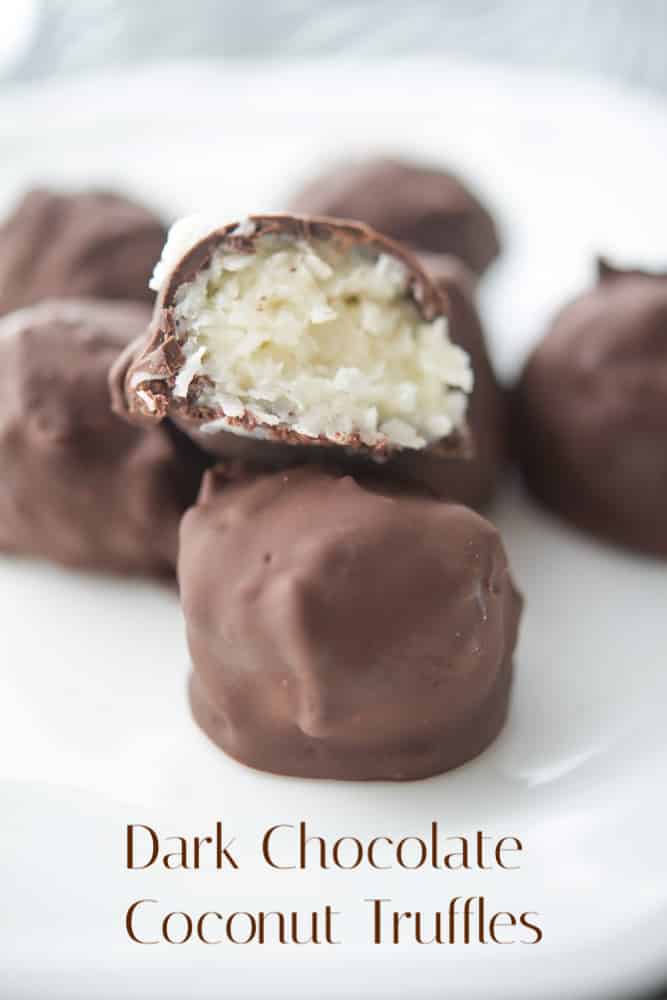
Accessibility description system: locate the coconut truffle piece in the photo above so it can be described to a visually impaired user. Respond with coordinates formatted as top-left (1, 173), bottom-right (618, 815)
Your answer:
top-left (112, 213), bottom-right (477, 490)
top-left (0, 299), bottom-right (208, 575)
top-left (514, 260), bottom-right (667, 558)
top-left (386, 251), bottom-right (507, 508)
top-left (0, 188), bottom-right (167, 316)
top-left (287, 158), bottom-right (500, 275)
top-left (181, 464), bottom-right (522, 781)
top-left (418, 251), bottom-right (479, 298)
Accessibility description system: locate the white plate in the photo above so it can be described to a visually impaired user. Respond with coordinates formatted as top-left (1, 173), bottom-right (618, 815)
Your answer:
top-left (0, 59), bottom-right (666, 1000)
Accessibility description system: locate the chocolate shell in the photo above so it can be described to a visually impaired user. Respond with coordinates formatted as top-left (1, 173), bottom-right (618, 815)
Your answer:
top-left (0, 188), bottom-right (167, 316)
top-left (111, 213), bottom-right (488, 503)
top-left (394, 251), bottom-right (508, 508)
top-left (0, 299), bottom-right (208, 575)
top-left (287, 157), bottom-right (500, 275)
top-left (514, 260), bottom-right (667, 558)
top-left (181, 464), bottom-right (522, 781)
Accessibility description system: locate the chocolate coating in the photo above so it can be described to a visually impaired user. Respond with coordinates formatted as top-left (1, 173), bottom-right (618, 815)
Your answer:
top-left (0, 299), bottom-right (208, 574)
top-left (388, 251), bottom-right (507, 508)
top-left (181, 465), bottom-right (522, 781)
top-left (111, 213), bottom-right (495, 504)
top-left (514, 260), bottom-right (667, 558)
top-left (0, 188), bottom-right (167, 316)
top-left (288, 158), bottom-right (500, 275)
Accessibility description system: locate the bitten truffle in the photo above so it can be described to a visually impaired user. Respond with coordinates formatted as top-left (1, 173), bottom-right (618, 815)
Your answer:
top-left (0, 299), bottom-right (207, 575)
top-left (181, 465), bottom-right (522, 781)
top-left (287, 158), bottom-right (500, 275)
top-left (0, 188), bottom-right (167, 316)
top-left (112, 212), bottom-right (484, 501)
top-left (389, 251), bottom-right (508, 508)
top-left (514, 260), bottom-right (667, 558)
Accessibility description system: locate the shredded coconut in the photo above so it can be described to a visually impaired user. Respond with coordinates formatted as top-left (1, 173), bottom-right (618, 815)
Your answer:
top-left (169, 232), bottom-right (472, 450)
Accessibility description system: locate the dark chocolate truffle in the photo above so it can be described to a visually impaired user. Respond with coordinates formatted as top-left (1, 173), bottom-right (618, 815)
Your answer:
top-left (181, 465), bottom-right (522, 781)
top-left (112, 213), bottom-right (484, 502)
top-left (0, 299), bottom-right (207, 575)
top-left (0, 188), bottom-right (167, 316)
top-left (388, 251), bottom-right (507, 508)
top-left (287, 158), bottom-right (500, 275)
top-left (514, 260), bottom-right (667, 558)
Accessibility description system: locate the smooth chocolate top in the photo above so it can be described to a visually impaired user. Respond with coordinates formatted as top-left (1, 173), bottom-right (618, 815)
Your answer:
top-left (181, 464), bottom-right (522, 780)
top-left (514, 261), bottom-right (667, 557)
top-left (0, 298), bottom-right (208, 574)
top-left (0, 188), bottom-right (167, 316)
top-left (287, 157), bottom-right (500, 275)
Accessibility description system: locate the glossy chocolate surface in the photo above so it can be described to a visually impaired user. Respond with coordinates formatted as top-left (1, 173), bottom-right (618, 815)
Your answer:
top-left (0, 188), bottom-right (167, 316)
top-left (514, 260), bottom-right (667, 558)
top-left (181, 465), bottom-right (522, 780)
top-left (0, 298), bottom-right (207, 574)
top-left (288, 158), bottom-right (500, 275)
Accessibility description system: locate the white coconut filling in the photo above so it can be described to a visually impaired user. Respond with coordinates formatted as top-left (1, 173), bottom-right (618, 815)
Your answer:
top-left (170, 234), bottom-right (472, 450)
top-left (149, 215), bottom-right (257, 294)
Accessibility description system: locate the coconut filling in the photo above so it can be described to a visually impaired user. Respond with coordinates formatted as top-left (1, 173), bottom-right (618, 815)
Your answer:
top-left (170, 235), bottom-right (473, 450)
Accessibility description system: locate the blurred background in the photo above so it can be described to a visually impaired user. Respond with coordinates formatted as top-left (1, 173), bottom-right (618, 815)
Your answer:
top-left (1, 0), bottom-right (667, 93)
top-left (2, 0), bottom-right (667, 385)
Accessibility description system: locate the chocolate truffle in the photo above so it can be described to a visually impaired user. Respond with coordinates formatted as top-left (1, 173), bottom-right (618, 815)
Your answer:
top-left (287, 158), bottom-right (500, 275)
top-left (0, 188), bottom-right (167, 316)
top-left (388, 251), bottom-right (507, 508)
top-left (181, 465), bottom-right (522, 781)
top-left (514, 260), bottom-right (667, 558)
top-left (112, 213), bottom-right (484, 502)
top-left (0, 299), bottom-right (207, 574)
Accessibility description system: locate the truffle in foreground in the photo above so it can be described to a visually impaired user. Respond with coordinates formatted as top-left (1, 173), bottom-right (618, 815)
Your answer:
top-left (0, 299), bottom-right (207, 574)
top-left (288, 157), bottom-right (500, 275)
top-left (0, 188), bottom-right (167, 316)
top-left (181, 465), bottom-right (522, 781)
top-left (514, 260), bottom-right (667, 558)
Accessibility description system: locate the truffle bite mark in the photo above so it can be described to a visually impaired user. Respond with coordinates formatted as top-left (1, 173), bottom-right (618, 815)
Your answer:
top-left (130, 215), bottom-right (473, 457)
